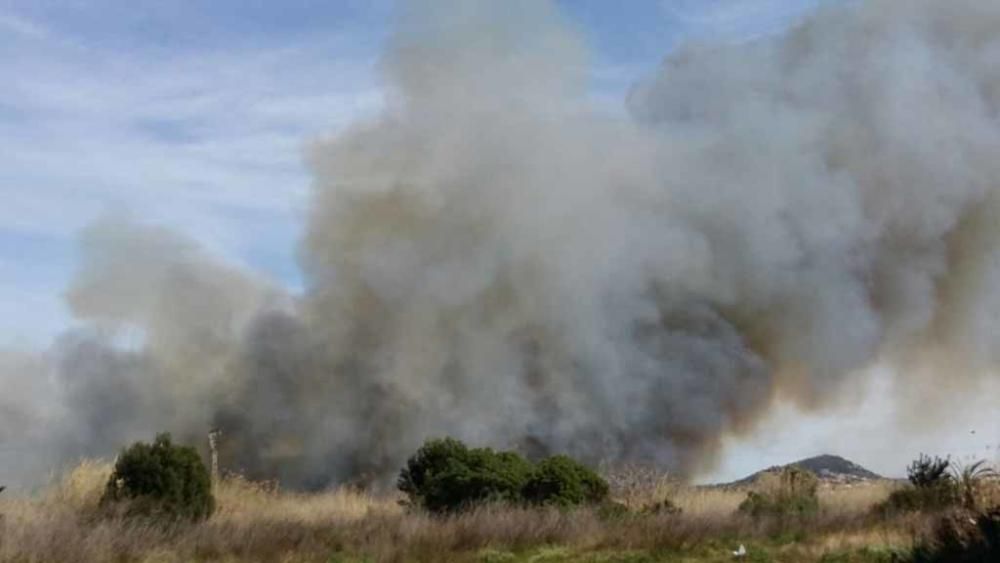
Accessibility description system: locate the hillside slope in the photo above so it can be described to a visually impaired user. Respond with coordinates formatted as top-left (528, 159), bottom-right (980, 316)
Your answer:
top-left (731, 454), bottom-right (882, 486)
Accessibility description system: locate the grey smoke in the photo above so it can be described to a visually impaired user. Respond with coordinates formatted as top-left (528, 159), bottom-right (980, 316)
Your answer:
top-left (4, 0), bottom-right (1000, 490)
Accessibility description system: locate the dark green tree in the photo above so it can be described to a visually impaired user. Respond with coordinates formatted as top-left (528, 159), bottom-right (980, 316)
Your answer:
top-left (521, 454), bottom-right (609, 507)
top-left (398, 438), bottom-right (533, 513)
top-left (101, 433), bottom-right (214, 521)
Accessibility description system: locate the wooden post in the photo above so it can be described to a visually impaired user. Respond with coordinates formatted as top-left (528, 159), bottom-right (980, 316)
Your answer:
top-left (208, 428), bottom-right (221, 482)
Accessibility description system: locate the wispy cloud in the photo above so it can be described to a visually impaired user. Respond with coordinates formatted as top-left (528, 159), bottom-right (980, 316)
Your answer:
top-left (0, 11), bottom-right (384, 344)
top-left (2, 42), bottom-right (382, 223)
top-left (0, 10), bottom-right (49, 39)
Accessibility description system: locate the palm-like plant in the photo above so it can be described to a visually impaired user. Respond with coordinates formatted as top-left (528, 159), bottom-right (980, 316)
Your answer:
top-left (907, 454), bottom-right (952, 488)
top-left (951, 460), bottom-right (998, 510)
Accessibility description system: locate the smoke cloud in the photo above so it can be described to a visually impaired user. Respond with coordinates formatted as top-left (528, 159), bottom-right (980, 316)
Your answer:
top-left (4, 0), bottom-right (1000, 490)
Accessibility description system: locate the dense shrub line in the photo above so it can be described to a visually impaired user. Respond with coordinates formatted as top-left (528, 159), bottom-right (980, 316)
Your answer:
top-left (875, 454), bottom-right (998, 515)
top-left (398, 438), bottom-right (609, 513)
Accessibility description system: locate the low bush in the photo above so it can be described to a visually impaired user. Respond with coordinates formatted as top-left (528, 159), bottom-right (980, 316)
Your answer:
top-left (738, 465), bottom-right (819, 518)
top-left (522, 454), bottom-right (609, 507)
top-left (878, 485), bottom-right (958, 515)
top-left (101, 433), bottom-right (215, 521)
top-left (398, 437), bottom-right (472, 504)
top-left (398, 439), bottom-right (609, 513)
top-left (877, 454), bottom-right (961, 515)
top-left (398, 438), bottom-right (533, 513)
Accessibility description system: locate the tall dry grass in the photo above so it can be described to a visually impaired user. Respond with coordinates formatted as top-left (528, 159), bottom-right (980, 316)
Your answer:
top-left (44, 459), bottom-right (112, 509)
top-left (213, 472), bottom-right (401, 525)
top-left (0, 459), bottom-right (967, 562)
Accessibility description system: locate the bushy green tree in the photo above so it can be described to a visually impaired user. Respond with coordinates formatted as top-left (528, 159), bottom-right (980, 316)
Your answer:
top-left (398, 439), bottom-right (608, 513)
top-left (101, 433), bottom-right (214, 521)
top-left (521, 454), bottom-right (609, 507)
top-left (397, 437), bottom-right (470, 502)
top-left (398, 438), bottom-right (533, 513)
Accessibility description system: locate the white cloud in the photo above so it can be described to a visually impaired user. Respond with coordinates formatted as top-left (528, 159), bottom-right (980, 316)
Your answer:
top-left (1, 29), bottom-right (383, 237)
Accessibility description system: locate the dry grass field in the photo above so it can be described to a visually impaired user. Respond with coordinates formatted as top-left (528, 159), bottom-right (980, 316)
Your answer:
top-left (3, 459), bottom-right (989, 563)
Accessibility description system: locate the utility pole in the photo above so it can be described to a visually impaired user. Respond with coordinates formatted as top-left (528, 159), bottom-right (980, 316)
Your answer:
top-left (208, 428), bottom-right (222, 482)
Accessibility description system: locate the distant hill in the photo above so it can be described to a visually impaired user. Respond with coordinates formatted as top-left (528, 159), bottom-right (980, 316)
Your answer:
top-left (729, 454), bottom-right (883, 486)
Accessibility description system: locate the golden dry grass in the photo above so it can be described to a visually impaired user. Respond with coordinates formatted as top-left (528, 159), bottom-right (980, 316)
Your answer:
top-left (818, 480), bottom-right (899, 514)
top-left (213, 473), bottom-right (402, 525)
top-left (44, 458), bottom-right (113, 510)
top-left (0, 460), bottom-right (987, 562)
top-left (972, 474), bottom-right (1000, 508)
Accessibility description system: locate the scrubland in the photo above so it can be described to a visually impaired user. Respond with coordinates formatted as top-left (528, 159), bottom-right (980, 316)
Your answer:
top-left (5, 458), bottom-right (996, 563)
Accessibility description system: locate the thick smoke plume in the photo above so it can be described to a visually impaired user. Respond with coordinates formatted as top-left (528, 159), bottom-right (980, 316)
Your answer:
top-left (4, 0), bottom-right (1000, 490)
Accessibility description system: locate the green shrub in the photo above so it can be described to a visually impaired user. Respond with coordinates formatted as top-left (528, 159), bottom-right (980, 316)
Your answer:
top-left (398, 437), bottom-right (470, 503)
top-left (101, 433), bottom-right (214, 521)
top-left (521, 455), bottom-right (609, 507)
top-left (877, 454), bottom-right (961, 515)
top-left (398, 439), bottom-right (609, 513)
top-left (879, 484), bottom-right (958, 515)
top-left (398, 438), bottom-right (533, 513)
top-left (738, 465), bottom-right (819, 518)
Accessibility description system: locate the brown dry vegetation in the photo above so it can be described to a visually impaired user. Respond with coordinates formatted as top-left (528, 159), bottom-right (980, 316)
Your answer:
top-left (0, 460), bottom-right (996, 562)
